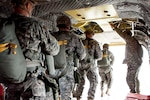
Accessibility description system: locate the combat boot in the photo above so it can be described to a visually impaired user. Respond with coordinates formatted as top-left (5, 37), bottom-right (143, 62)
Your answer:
top-left (77, 97), bottom-right (80, 100)
top-left (136, 87), bottom-right (140, 93)
top-left (58, 95), bottom-right (61, 100)
top-left (87, 97), bottom-right (93, 100)
top-left (106, 88), bottom-right (110, 96)
top-left (101, 89), bottom-right (104, 97)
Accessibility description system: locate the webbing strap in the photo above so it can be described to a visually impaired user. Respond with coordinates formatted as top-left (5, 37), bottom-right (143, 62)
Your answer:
top-left (103, 54), bottom-right (108, 57)
top-left (58, 40), bottom-right (67, 45)
top-left (0, 43), bottom-right (17, 54)
top-left (84, 45), bottom-right (91, 49)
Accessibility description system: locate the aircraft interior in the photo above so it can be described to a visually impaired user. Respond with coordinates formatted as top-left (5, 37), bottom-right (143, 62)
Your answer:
top-left (0, 0), bottom-right (149, 46)
top-left (0, 0), bottom-right (150, 100)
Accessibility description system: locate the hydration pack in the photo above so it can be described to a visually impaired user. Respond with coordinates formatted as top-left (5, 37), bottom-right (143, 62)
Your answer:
top-left (0, 18), bottom-right (26, 83)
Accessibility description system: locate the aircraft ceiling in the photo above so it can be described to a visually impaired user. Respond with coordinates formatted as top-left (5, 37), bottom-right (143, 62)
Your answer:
top-left (0, 0), bottom-right (150, 25)
top-left (0, 0), bottom-right (150, 45)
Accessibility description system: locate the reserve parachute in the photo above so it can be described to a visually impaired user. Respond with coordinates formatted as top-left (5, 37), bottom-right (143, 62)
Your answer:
top-left (97, 50), bottom-right (110, 66)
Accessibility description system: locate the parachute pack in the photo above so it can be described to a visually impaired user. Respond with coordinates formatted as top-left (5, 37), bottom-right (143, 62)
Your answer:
top-left (0, 18), bottom-right (26, 83)
top-left (46, 32), bottom-right (68, 79)
top-left (97, 50), bottom-right (110, 66)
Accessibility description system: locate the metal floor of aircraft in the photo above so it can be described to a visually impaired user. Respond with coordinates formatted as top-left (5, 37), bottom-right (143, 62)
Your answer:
top-left (73, 45), bottom-right (150, 100)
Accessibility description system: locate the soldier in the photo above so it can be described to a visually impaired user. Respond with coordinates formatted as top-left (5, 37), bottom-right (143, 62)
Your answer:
top-left (97, 43), bottom-right (115, 97)
top-left (51, 15), bottom-right (86, 100)
top-left (111, 21), bottom-right (143, 93)
top-left (73, 29), bottom-right (102, 100)
top-left (4, 0), bottom-right (60, 100)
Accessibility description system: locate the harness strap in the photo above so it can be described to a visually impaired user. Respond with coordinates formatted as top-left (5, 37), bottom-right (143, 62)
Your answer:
top-left (0, 43), bottom-right (17, 54)
top-left (103, 54), bottom-right (108, 57)
top-left (58, 40), bottom-right (67, 45)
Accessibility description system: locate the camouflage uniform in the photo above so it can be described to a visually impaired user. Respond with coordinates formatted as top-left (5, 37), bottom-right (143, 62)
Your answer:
top-left (113, 24), bottom-right (143, 93)
top-left (124, 36), bottom-right (143, 93)
top-left (75, 37), bottom-right (102, 100)
top-left (51, 30), bottom-right (86, 100)
top-left (4, 13), bottom-right (59, 100)
top-left (97, 44), bottom-right (114, 97)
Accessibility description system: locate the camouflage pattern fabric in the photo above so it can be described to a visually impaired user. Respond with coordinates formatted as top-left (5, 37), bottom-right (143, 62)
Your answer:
top-left (126, 63), bottom-right (141, 93)
top-left (112, 22), bottom-right (143, 93)
top-left (74, 38), bottom-right (102, 99)
top-left (52, 31), bottom-right (86, 100)
top-left (99, 69), bottom-right (113, 90)
top-left (75, 67), bottom-right (98, 99)
top-left (98, 50), bottom-right (114, 91)
top-left (12, 14), bottom-right (59, 58)
top-left (4, 13), bottom-right (60, 100)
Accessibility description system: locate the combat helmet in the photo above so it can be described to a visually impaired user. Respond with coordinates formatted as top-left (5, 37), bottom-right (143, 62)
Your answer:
top-left (56, 15), bottom-right (71, 28)
top-left (84, 28), bottom-right (94, 34)
top-left (103, 43), bottom-right (109, 49)
top-left (11, 0), bottom-right (37, 5)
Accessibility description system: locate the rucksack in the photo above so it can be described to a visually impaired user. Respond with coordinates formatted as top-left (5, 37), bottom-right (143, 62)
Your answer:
top-left (0, 18), bottom-right (27, 83)
top-left (97, 50), bottom-right (110, 66)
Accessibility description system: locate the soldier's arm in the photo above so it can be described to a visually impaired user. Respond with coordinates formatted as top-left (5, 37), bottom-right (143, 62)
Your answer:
top-left (94, 41), bottom-right (102, 60)
top-left (39, 24), bottom-right (60, 56)
top-left (45, 32), bottom-right (60, 55)
top-left (109, 51), bottom-right (115, 65)
top-left (110, 22), bottom-right (132, 41)
top-left (75, 38), bottom-right (86, 60)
